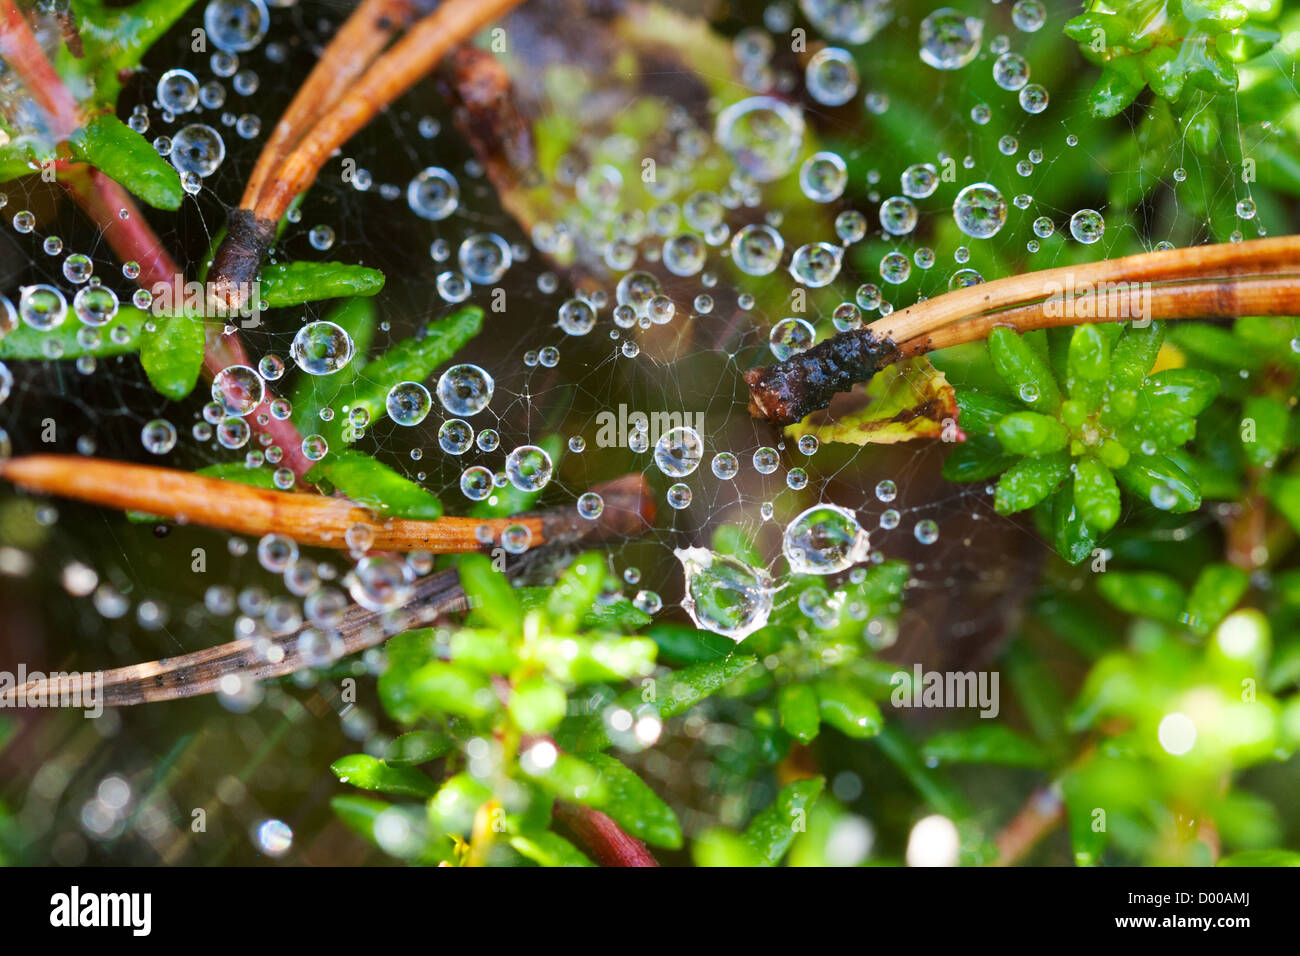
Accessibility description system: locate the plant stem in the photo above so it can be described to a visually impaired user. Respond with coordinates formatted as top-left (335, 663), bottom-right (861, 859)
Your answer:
top-left (208, 0), bottom-right (527, 312)
top-left (240, 0), bottom-right (418, 209)
top-left (895, 274), bottom-right (1300, 357)
top-left (552, 802), bottom-right (659, 867)
top-left (994, 785), bottom-right (1065, 866)
top-left (0, 0), bottom-right (81, 140)
top-left (0, 454), bottom-right (655, 551)
top-left (747, 236), bottom-right (1300, 425)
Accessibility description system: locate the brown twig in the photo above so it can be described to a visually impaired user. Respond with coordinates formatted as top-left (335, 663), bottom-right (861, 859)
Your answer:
top-left (553, 802), bottom-right (659, 867)
top-left (746, 236), bottom-right (1300, 426)
top-left (208, 0), bottom-right (528, 313)
top-left (240, 0), bottom-right (419, 210)
top-left (0, 455), bottom-right (654, 552)
top-left (895, 275), bottom-right (1300, 357)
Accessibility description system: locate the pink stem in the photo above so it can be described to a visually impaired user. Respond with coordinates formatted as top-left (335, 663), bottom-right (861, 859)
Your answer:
top-left (0, 0), bottom-right (81, 140)
top-left (553, 803), bottom-right (660, 867)
top-left (58, 165), bottom-right (315, 480)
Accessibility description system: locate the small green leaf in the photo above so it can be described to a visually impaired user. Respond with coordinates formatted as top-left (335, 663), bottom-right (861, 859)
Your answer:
top-left (586, 753), bottom-right (683, 849)
top-left (337, 306), bottom-right (483, 441)
top-left (530, 754), bottom-right (607, 805)
top-left (66, 113), bottom-right (183, 210)
top-left (920, 725), bottom-right (1048, 768)
top-left (460, 553), bottom-right (523, 632)
top-left (259, 261), bottom-right (385, 308)
top-left (988, 327), bottom-right (1061, 412)
top-left (330, 794), bottom-right (390, 844)
top-left (409, 661), bottom-right (497, 720)
top-left (742, 778), bottom-right (824, 866)
top-left (1139, 368), bottom-right (1221, 419)
top-left (140, 312), bottom-right (205, 400)
top-left (1184, 563), bottom-right (1249, 634)
top-left (1266, 474), bottom-right (1300, 535)
top-left (306, 449), bottom-right (442, 519)
top-left (508, 677), bottom-right (568, 734)
top-left (1096, 571), bottom-right (1187, 624)
top-left (994, 411), bottom-right (1069, 457)
top-left (510, 831), bottom-right (595, 867)
top-left (995, 451), bottom-right (1070, 514)
top-left (330, 754), bottom-right (437, 798)
top-left (1050, 482), bottom-right (1099, 565)
top-left (1116, 453), bottom-right (1201, 513)
top-left (777, 683), bottom-right (821, 744)
top-left (814, 681), bottom-right (882, 738)
top-left (384, 730), bottom-right (454, 766)
top-left (546, 552), bottom-right (607, 632)
top-left (0, 306), bottom-right (148, 359)
top-left (1073, 456), bottom-right (1121, 533)
top-left (693, 827), bottom-right (763, 867)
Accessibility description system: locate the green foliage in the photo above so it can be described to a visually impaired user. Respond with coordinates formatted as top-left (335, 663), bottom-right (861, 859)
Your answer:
top-left (258, 261), bottom-right (386, 308)
top-left (947, 321), bottom-right (1224, 562)
top-left (139, 312), bottom-right (205, 400)
top-left (66, 113), bottom-right (184, 210)
top-left (306, 449), bottom-right (443, 520)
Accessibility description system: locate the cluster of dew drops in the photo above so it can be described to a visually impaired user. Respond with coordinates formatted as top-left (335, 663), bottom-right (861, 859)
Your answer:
top-left (0, 0), bottom-right (1276, 729)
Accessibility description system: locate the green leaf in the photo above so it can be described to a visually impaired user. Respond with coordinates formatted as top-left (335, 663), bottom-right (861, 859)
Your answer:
top-left (529, 754), bottom-right (607, 805)
top-left (519, 587), bottom-right (650, 632)
top-left (742, 778), bottom-right (824, 866)
top-left (510, 831), bottom-right (595, 867)
top-left (409, 661), bottom-right (497, 721)
top-left (1073, 456), bottom-right (1121, 533)
top-left (384, 730), bottom-right (454, 766)
top-left (586, 753), bottom-right (683, 849)
top-left (1110, 321), bottom-right (1165, 390)
top-left (508, 677), bottom-right (567, 734)
top-left (546, 552), bottom-right (607, 632)
top-left (1050, 482), bottom-right (1098, 565)
top-left (0, 306), bottom-right (148, 359)
top-left (693, 827), bottom-right (763, 867)
top-left (1265, 474), bottom-right (1300, 535)
top-left (59, 0), bottom-right (203, 109)
top-left (1240, 395), bottom-right (1289, 468)
top-left (1095, 571), bottom-right (1187, 624)
top-left (330, 754), bottom-right (437, 798)
top-left (139, 312), bottom-right (205, 400)
top-left (573, 655), bottom-right (758, 751)
top-left (994, 451), bottom-right (1070, 514)
top-left (994, 411), bottom-right (1069, 457)
top-left (1139, 368), bottom-right (1221, 419)
top-left (1184, 563), bottom-right (1249, 634)
top-left (306, 449), bottom-right (442, 519)
top-left (814, 681), bottom-right (882, 738)
top-left (259, 261), bottom-right (385, 308)
top-left (330, 794), bottom-right (390, 844)
top-left (459, 553), bottom-right (523, 632)
top-left (1116, 453), bottom-right (1202, 513)
top-left (920, 725), bottom-right (1048, 768)
top-left (988, 327), bottom-right (1061, 412)
top-left (1089, 57), bottom-right (1147, 117)
top-left (336, 306), bottom-right (483, 442)
top-left (644, 623), bottom-right (732, 664)
top-left (777, 683), bottom-right (821, 744)
top-left (66, 113), bottom-right (183, 210)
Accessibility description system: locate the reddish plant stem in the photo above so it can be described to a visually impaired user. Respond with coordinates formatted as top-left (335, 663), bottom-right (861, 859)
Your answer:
top-left (553, 802), bottom-right (659, 867)
top-left (57, 171), bottom-right (314, 479)
top-left (0, 0), bottom-right (81, 140)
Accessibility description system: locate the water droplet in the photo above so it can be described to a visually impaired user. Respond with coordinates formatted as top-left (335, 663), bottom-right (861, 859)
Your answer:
top-left (436, 364), bottom-right (494, 416)
top-left (783, 503), bottom-right (871, 574)
top-left (675, 547), bottom-right (774, 641)
top-left (914, 519), bottom-right (940, 544)
top-left (438, 419), bottom-right (474, 455)
top-left (992, 52), bottom-right (1029, 91)
top-left (170, 124), bottom-right (226, 177)
top-left (407, 167), bottom-right (460, 220)
top-left (799, 151), bottom-right (848, 202)
top-left (805, 47), bottom-right (859, 106)
top-left (712, 452), bottom-right (739, 479)
top-left (753, 446), bottom-right (780, 474)
top-left (769, 316), bottom-right (815, 360)
top-left (386, 381), bottom-right (432, 425)
top-left (953, 183), bottom-right (1007, 239)
top-left (901, 163), bottom-right (939, 199)
top-left (505, 444), bottom-right (553, 491)
top-left (654, 426), bottom-right (704, 477)
top-left (205, 0), bottom-right (269, 53)
top-left (919, 8), bottom-right (983, 70)
top-left (157, 68), bottom-right (200, 113)
top-left (212, 364), bottom-right (265, 415)
top-left (458, 232), bottom-right (512, 284)
top-left (290, 321), bottom-right (354, 375)
top-left (715, 96), bottom-right (805, 182)
top-left (1069, 208), bottom-right (1105, 244)
top-left (730, 223), bottom-right (785, 276)
top-left (789, 242), bottom-right (843, 287)
top-left (141, 419), bottom-right (177, 454)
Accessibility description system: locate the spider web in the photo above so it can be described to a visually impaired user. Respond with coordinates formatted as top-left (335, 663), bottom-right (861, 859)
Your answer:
top-left (0, 0), bottom-right (1281, 862)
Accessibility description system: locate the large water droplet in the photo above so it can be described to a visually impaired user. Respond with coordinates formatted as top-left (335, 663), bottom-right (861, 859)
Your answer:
top-left (675, 547), bottom-right (774, 642)
top-left (783, 503), bottom-right (871, 574)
